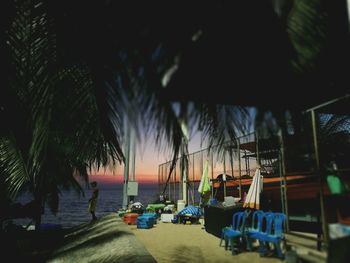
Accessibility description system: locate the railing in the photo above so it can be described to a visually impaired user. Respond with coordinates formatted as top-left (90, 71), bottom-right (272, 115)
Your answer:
top-left (158, 132), bottom-right (282, 205)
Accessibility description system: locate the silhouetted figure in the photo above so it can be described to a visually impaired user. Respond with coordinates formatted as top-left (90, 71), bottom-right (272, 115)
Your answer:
top-left (88, 181), bottom-right (99, 221)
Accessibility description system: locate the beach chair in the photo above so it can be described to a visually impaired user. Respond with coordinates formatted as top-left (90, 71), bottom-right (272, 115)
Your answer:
top-left (219, 211), bottom-right (247, 255)
top-left (257, 212), bottom-right (286, 258)
top-left (244, 209), bottom-right (265, 251)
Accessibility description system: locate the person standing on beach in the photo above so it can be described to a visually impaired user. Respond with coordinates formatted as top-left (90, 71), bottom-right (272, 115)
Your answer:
top-left (88, 181), bottom-right (99, 221)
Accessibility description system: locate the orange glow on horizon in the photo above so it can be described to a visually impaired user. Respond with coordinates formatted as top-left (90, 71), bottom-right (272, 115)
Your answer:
top-left (88, 173), bottom-right (157, 184)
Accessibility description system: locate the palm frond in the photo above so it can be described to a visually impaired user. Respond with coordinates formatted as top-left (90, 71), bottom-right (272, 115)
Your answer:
top-left (0, 135), bottom-right (30, 198)
top-left (196, 104), bottom-right (250, 153)
top-left (56, 65), bottom-right (124, 167)
top-left (287, 0), bottom-right (328, 74)
top-left (7, 0), bottom-right (56, 184)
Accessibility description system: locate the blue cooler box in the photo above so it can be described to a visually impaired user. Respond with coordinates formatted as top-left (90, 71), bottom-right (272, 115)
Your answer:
top-left (142, 213), bottom-right (158, 224)
top-left (137, 215), bottom-right (154, 229)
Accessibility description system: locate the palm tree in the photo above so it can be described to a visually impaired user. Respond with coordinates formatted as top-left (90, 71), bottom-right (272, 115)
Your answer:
top-left (1, 0), bottom-right (349, 228)
top-left (1, 0), bottom-right (124, 229)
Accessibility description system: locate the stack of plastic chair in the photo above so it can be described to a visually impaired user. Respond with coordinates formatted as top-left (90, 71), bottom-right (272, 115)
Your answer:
top-left (246, 212), bottom-right (275, 255)
top-left (219, 211), bottom-right (247, 255)
top-left (244, 210), bottom-right (265, 251)
top-left (257, 212), bottom-right (286, 258)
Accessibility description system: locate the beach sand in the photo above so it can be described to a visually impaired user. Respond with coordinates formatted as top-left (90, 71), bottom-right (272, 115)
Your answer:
top-left (129, 220), bottom-right (282, 263)
top-left (48, 213), bottom-right (156, 263)
top-left (11, 213), bottom-right (283, 262)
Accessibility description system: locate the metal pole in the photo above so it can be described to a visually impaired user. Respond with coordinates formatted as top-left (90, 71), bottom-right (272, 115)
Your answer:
top-left (181, 144), bottom-right (188, 204)
top-left (347, 0), bottom-right (350, 33)
top-left (193, 153), bottom-right (195, 204)
top-left (278, 151), bottom-right (285, 211)
top-left (230, 147), bottom-right (234, 177)
top-left (223, 149), bottom-right (227, 197)
top-left (311, 110), bottom-right (329, 248)
top-left (122, 120), bottom-right (130, 210)
top-left (244, 149), bottom-right (250, 176)
top-left (229, 146), bottom-right (235, 198)
top-left (305, 94), bottom-right (350, 113)
top-left (278, 129), bottom-right (289, 232)
top-left (179, 156), bottom-right (182, 203)
top-left (169, 166), bottom-right (171, 202)
top-left (211, 149), bottom-right (214, 199)
top-left (211, 149), bottom-right (214, 180)
top-left (131, 128), bottom-right (136, 181)
top-left (158, 165), bottom-right (161, 196)
top-left (168, 165), bottom-right (172, 202)
top-left (173, 161), bottom-right (176, 203)
top-left (180, 119), bottom-right (189, 204)
top-left (255, 131), bottom-right (260, 166)
top-left (238, 139), bottom-right (242, 200)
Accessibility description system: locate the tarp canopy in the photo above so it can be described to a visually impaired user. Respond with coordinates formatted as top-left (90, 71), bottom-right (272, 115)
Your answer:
top-left (177, 205), bottom-right (202, 217)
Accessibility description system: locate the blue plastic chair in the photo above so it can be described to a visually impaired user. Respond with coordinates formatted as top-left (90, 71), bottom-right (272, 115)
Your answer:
top-left (245, 210), bottom-right (265, 251)
top-left (219, 211), bottom-right (247, 255)
top-left (258, 212), bottom-right (286, 258)
top-left (246, 212), bottom-right (275, 254)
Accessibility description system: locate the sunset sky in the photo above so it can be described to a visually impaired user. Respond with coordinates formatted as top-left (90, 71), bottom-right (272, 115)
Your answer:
top-left (89, 107), bottom-right (255, 185)
top-left (89, 130), bottom-right (204, 185)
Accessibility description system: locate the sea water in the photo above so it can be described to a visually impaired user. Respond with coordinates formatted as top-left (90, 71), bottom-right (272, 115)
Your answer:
top-left (14, 183), bottom-right (160, 229)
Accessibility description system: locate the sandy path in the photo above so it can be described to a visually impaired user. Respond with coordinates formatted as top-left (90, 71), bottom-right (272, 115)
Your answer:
top-left (48, 214), bottom-right (156, 263)
top-left (129, 221), bottom-right (281, 263)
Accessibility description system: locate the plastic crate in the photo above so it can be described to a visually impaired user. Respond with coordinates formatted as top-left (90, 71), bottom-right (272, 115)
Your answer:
top-left (123, 213), bottom-right (139, 225)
